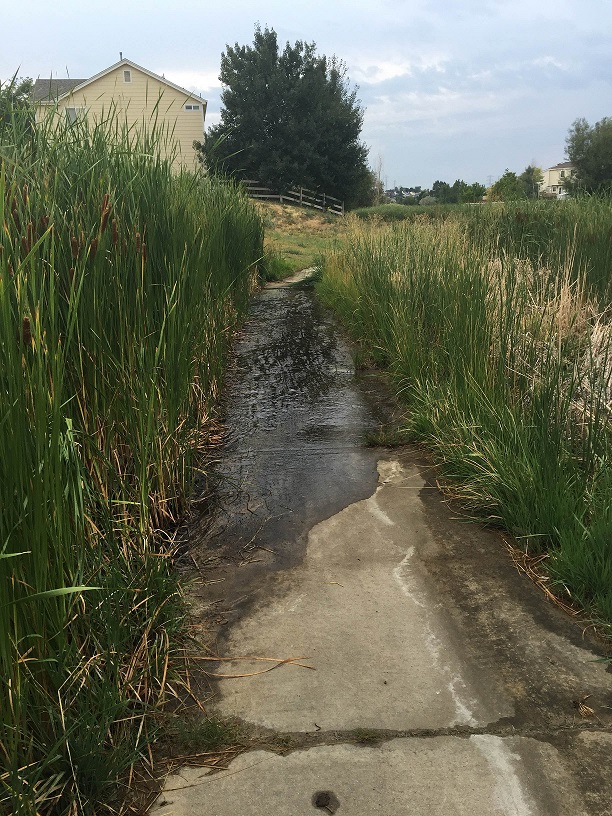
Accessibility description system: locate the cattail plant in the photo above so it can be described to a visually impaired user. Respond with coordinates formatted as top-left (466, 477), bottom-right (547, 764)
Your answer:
top-left (0, 95), bottom-right (263, 815)
top-left (319, 211), bottom-right (612, 628)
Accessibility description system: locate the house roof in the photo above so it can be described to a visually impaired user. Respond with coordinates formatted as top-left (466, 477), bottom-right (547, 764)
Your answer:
top-left (34, 59), bottom-right (207, 107)
top-left (32, 78), bottom-right (86, 102)
top-left (548, 161), bottom-right (574, 170)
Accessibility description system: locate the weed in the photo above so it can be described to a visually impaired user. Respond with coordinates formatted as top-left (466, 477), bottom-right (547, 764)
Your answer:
top-left (259, 202), bottom-right (347, 272)
top-left (261, 248), bottom-right (294, 281)
top-left (0, 104), bottom-right (262, 814)
top-left (164, 716), bottom-right (240, 755)
top-left (363, 425), bottom-right (411, 447)
top-left (318, 210), bottom-right (612, 629)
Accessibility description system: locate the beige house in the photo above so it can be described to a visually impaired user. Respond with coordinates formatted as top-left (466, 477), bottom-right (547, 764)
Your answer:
top-left (33, 58), bottom-right (207, 170)
top-left (539, 161), bottom-right (575, 198)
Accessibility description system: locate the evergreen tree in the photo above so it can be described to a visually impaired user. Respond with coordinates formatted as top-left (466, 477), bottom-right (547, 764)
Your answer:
top-left (200, 27), bottom-right (371, 207)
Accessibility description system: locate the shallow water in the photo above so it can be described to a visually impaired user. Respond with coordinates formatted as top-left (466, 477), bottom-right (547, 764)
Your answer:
top-left (202, 284), bottom-right (381, 568)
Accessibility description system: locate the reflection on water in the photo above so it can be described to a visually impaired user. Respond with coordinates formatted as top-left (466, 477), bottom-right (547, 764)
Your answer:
top-left (198, 286), bottom-right (379, 568)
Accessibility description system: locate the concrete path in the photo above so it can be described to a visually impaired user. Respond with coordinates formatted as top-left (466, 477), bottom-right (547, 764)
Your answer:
top-left (265, 266), bottom-right (318, 288)
top-left (154, 281), bottom-right (612, 815)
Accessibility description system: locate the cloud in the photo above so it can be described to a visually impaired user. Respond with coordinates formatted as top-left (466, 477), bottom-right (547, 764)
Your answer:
top-left (160, 69), bottom-right (221, 95)
top-left (352, 55), bottom-right (447, 85)
top-left (364, 86), bottom-right (513, 137)
top-left (3, 0), bottom-right (611, 187)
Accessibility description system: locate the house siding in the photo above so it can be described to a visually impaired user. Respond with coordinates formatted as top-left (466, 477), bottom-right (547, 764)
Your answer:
top-left (539, 163), bottom-right (574, 198)
top-left (36, 64), bottom-right (205, 171)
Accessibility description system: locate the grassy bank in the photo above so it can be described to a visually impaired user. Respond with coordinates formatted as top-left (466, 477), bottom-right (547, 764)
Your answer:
top-left (259, 202), bottom-right (346, 277)
top-left (318, 207), bottom-right (612, 628)
top-left (0, 110), bottom-right (262, 813)
top-left (355, 199), bottom-right (612, 300)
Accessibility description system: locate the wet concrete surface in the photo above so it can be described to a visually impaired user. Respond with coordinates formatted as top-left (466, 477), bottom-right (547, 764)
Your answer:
top-left (165, 279), bottom-right (612, 816)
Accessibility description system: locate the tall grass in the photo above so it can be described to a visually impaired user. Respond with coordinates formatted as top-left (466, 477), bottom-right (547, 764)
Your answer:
top-left (355, 199), bottom-right (612, 299)
top-left (319, 213), bottom-right (612, 627)
top-left (465, 199), bottom-right (612, 300)
top-left (0, 104), bottom-right (262, 814)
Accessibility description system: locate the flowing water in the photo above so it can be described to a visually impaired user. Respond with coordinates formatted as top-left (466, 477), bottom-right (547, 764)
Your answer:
top-left (198, 282), bottom-right (381, 572)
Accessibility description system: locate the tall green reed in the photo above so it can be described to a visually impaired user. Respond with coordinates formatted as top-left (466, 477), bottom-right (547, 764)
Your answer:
top-left (1, 104), bottom-right (262, 813)
top-left (319, 215), bottom-right (612, 627)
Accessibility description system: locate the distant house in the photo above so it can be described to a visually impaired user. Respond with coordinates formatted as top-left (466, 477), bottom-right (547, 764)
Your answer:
top-left (33, 58), bottom-right (207, 171)
top-left (539, 161), bottom-right (575, 198)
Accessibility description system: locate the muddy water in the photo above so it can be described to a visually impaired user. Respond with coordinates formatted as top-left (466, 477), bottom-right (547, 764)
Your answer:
top-left (198, 283), bottom-right (381, 572)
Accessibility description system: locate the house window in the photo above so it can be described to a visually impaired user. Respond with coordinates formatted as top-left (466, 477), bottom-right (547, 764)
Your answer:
top-left (65, 107), bottom-right (84, 123)
top-left (560, 170), bottom-right (565, 177)
top-left (123, 70), bottom-right (131, 82)
top-left (184, 104), bottom-right (200, 111)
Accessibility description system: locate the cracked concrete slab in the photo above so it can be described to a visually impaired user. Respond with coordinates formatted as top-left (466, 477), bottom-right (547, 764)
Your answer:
top-left (153, 735), bottom-right (588, 816)
top-left (210, 459), bottom-right (511, 731)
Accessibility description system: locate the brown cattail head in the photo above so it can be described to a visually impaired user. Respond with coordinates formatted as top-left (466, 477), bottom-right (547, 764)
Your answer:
top-left (89, 238), bottom-right (98, 260)
top-left (69, 267), bottom-right (75, 286)
top-left (22, 184), bottom-right (28, 206)
top-left (100, 193), bottom-right (111, 235)
top-left (39, 215), bottom-right (50, 234)
top-left (11, 206), bottom-right (20, 232)
top-left (71, 236), bottom-right (79, 259)
top-left (21, 236), bottom-right (30, 256)
top-left (111, 218), bottom-right (118, 246)
top-left (135, 232), bottom-right (141, 253)
top-left (22, 316), bottom-right (32, 346)
top-left (141, 242), bottom-right (147, 261)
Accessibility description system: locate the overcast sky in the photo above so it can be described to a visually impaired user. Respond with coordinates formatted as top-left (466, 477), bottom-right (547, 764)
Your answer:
top-left (3, 0), bottom-right (611, 188)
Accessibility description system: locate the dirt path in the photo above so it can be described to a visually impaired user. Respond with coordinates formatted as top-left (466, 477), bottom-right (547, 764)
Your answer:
top-left (153, 281), bottom-right (612, 815)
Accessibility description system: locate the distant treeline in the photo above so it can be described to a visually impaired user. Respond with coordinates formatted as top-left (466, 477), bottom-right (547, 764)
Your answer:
top-left (387, 179), bottom-right (487, 205)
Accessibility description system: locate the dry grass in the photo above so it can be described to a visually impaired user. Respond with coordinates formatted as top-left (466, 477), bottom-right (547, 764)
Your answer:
top-left (259, 202), bottom-right (349, 272)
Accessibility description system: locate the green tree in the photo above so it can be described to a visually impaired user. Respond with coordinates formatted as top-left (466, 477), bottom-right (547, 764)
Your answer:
top-left (0, 74), bottom-right (34, 132)
top-left (489, 170), bottom-right (526, 201)
top-left (565, 117), bottom-right (612, 193)
top-left (431, 180), bottom-right (452, 203)
top-left (430, 179), bottom-right (484, 204)
top-left (459, 182), bottom-right (486, 203)
top-left (200, 26), bottom-right (371, 207)
top-left (519, 165), bottom-right (543, 199)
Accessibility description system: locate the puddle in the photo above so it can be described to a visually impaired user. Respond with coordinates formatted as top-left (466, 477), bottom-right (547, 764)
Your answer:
top-left (196, 285), bottom-right (381, 570)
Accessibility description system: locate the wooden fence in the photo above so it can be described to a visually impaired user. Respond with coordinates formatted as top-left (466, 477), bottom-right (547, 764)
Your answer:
top-left (242, 180), bottom-right (344, 216)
